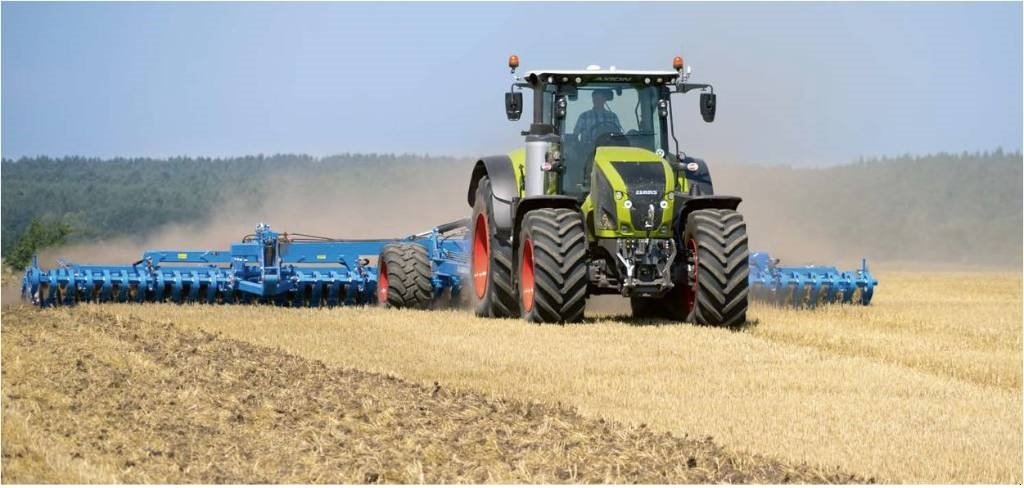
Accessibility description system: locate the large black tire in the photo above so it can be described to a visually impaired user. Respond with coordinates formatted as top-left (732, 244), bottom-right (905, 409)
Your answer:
top-left (682, 209), bottom-right (749, 327)
top-left (517, 208), bottom-right (588, 324)
top-left (377, 243), bottom-right (433, 309)
top-left (469, 177), bottom-right (518, 317)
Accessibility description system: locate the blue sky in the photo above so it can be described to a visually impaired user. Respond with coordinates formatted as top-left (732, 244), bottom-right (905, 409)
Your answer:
top-left (2, 2), bottom-right (1021, 165)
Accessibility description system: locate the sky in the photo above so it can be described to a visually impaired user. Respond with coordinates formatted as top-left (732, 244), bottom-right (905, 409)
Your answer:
top-left (2, 2), bottom-right (1021, 166)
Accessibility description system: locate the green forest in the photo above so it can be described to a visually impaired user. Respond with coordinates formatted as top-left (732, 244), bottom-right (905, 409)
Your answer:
top-left (2, 150), bottom-right (1021, 269)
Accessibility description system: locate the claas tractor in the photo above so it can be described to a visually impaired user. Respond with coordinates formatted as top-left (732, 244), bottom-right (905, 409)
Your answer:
top-left (467, 55), bottom-right (749, 325)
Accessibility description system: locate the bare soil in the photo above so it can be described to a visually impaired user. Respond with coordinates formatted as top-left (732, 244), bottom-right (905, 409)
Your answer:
top-left (1, 306), bottom-right (861, 483)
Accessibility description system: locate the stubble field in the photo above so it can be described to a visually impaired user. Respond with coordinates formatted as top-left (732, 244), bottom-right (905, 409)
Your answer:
top-left (2, 270), bottom-right (1021, 483)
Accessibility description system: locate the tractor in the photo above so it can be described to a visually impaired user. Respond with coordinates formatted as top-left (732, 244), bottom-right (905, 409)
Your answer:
top-left (467, 55), bottom-right (748, 325)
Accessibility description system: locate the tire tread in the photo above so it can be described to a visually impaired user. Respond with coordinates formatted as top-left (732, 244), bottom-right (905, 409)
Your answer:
top-left (519, 208), bottom-right (588, 324)
top-left (379, 243), bottom-right (433, 309)
top-left (470, 177), bottom-right (518, 318)
top-left (686, 209), bottom-right (749, 327)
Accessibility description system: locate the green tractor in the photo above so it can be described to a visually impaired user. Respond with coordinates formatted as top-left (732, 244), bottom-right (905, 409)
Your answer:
top-left (467, 55), bottom-right (749, 325)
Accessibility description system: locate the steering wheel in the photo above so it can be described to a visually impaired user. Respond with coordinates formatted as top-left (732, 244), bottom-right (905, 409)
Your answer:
top-left (595, 131), bottom-right (631, 147)
top-left (590, 121), bottom-right (631, 147)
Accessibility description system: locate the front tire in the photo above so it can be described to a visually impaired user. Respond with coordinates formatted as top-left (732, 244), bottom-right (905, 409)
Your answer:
top-left (517, 208), bottom-right (588, 324)
top-left (470, 177), bottom-right (518, 317)
top-left (682, 209), bottom-right (749, 327)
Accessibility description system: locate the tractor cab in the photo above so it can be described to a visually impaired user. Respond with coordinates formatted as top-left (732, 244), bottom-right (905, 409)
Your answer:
top-left (506, 59), bottom-right (716, 199)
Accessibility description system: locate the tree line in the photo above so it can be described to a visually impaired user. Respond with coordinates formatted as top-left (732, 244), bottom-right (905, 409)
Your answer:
top-left (2, 149), bottom-right (1020, 270)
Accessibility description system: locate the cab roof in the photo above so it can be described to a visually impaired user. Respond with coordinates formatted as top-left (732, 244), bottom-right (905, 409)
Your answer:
top-left (525, 67), bottom-right (680, 85)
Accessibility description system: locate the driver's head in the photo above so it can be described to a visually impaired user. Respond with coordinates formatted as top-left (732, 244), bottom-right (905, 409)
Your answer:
top-left (592, 89), bottom-right (613, 109)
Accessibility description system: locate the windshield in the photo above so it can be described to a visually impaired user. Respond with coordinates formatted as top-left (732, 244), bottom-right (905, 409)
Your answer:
top-left (563, 84), bottom-right (663, 150)
top-left (547, 83), bottom-right (667, 197)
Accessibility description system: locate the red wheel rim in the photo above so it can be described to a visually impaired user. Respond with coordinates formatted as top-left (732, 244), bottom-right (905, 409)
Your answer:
top-left (377, 260), bottom-right (389, 303)
top-left (684, 238), bottom-right (698, 313)
top-left (520, 239), bottom-right (535, 312)
top-left (472, 213), bottom-right (490, 298)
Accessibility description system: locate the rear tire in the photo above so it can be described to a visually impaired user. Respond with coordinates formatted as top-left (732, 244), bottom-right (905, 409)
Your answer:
top-left (377, 243), bottom-right (433, 309)
top-left (470, 177), bottom-right (518, 318)
top-left (682, 209), bottom-right (749, 327)
top-left (517, 208), bottom-right (588, 324)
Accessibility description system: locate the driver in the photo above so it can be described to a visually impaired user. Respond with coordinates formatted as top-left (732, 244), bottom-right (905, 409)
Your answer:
top-left (573, 89), bottom-right (622, 144)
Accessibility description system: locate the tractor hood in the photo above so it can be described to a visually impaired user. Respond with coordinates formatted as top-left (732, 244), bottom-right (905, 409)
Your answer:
top-left (589, 146), bottom-right (679, 239)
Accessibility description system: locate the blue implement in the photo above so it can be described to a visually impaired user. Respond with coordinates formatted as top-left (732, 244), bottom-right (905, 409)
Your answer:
top-left (747, 252), bottom-right (878, 307)
top-left (22, 221), bottom-right (470, 308)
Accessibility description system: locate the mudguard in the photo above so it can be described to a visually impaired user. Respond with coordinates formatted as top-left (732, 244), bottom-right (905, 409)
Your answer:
top-left (673, 195), bottom-right (742, 230)
top-left (468, 155), bottom-right (518, 239)
top-left (513, 195), bottom-right (579, 240)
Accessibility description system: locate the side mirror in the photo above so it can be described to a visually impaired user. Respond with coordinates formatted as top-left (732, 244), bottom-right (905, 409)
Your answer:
top-left (505, 91), bottom-right (523, 121)
top-left (700, 92), bottom-right (716, 123)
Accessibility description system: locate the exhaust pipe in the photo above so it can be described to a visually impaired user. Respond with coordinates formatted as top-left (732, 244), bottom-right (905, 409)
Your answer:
top-left (524, 124), bottom-right (559, 197)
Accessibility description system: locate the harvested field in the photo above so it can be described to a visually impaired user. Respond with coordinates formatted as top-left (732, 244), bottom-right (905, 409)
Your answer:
top-left (1, 306), bottom-right (854, 484)
top-left (111, 271), bottom-right (1022, 483)
top-left (2, 271), bottom-right (1020, 483)
top-left (750, 272), bottom-right (1022, 390)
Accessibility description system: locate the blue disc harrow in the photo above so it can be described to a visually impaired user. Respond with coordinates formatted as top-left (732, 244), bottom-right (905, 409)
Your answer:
top-left (21, 221), bottom-right (469, 308)
top-left (748, 252), bottom-right (877, 307)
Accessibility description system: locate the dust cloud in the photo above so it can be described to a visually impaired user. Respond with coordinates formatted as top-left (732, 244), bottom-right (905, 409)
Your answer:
top-left (35, 161), bottom-right (474, 267)
top-left (712, 163), bottom-right (843, 266)
top-left (34, 157), bottom-right (1015, 272)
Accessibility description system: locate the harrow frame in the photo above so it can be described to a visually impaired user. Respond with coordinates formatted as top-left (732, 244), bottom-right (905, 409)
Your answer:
top-left (22, 221), bottom-right (470, 308)
top-left (748, 252), bottom-right (877, 307)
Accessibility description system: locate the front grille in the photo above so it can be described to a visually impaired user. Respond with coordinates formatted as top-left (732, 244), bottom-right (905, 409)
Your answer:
top-left (611, 161), bottom-right (667, 229)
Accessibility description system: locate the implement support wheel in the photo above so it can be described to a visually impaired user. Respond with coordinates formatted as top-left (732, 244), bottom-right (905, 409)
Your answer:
top-left (377, 243), bottom-right (433, 309)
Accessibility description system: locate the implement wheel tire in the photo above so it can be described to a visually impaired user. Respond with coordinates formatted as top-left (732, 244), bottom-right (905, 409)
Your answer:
top-left (377, 242), bottom-right (433, 309)
top-left (470, 177), bottom-right (518, 317)
top-left (682, 209), bottom-right (749, 327)
top-left (517, 208), bottom-right (588, 324)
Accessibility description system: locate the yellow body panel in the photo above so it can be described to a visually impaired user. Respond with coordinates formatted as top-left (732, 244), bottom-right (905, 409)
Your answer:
top-left (507, 145), bottom-right (687, 239)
